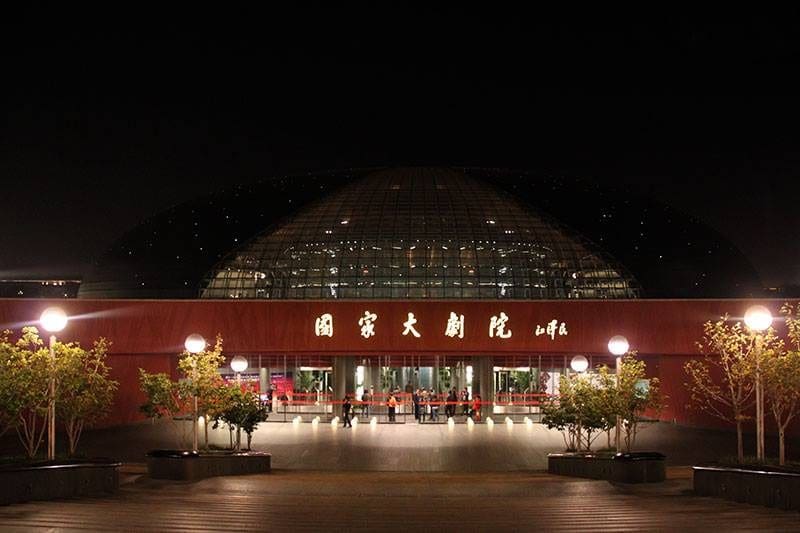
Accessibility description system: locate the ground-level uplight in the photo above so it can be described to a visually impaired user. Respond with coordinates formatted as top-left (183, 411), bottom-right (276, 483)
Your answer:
top-left (524, 416), bottom-right (533, 427)
top-left (486, 417), bottom-right (494, 429)
top-left (467, 417), bottom-right (475, 429)
top-left (745, 305), bottom-right (773, 462)
top-left (331, 416), bottom-right (340, 427)
top-left (370, 417), bottom-right (378, 428)
top-left (40, 307), bottom-right (68, 461)
top-left (505, 416), bottom-right (514, 427)
top-left (184, 334), bottom-right (206, 451)
top-left (447, 417), bottom-right (455, 429)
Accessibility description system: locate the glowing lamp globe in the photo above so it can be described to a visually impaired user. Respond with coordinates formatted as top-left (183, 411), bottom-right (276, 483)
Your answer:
top-left (570, 355), bottom-right (589, 373)
top-left (608, 335), bottom-right (630, 356)
top-left (40, 307), bottom-right (68, 332)
top-left (230, 355), bottom-right (248, 373)
top-left (744, 305), bottom-right (773, 332)
top-left (184, 334), bottom-right (206, 354)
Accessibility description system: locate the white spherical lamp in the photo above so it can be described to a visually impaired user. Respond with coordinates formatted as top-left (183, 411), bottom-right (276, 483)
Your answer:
top-left (40, 307), bottom-right (68, 332)
top-left (608, 335), bottom-right (630, 356)
top-left (184, 334), bottom-right (206, 354)
top-left (230, 355), bottom-right (248, 374)
top-left (744, 305), bottom-right (773, 332)
top-left (570, 355), bottom-right (589, 373)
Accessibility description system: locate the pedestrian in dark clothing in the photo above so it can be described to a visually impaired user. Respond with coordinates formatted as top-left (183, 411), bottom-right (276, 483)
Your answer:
top-left (342, 395), bottom-right (353, 428)
top-left (413, 389), bottom-right (420, 420)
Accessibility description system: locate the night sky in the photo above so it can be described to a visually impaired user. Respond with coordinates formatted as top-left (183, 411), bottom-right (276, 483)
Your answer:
top-left (3, 11), bottom-right (799, 288)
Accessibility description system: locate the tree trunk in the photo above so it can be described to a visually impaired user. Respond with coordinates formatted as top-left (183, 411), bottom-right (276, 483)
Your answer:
top-left (247, 432), bottom-right (252, 450)
top-left (779, 429), bottom-right (786, 466)
top-left (236, 426), bottom-right (241, 451)
top-left (204, 417), bottom-right (209, 450)
top-left (736, 420), bottom-right (744, 463)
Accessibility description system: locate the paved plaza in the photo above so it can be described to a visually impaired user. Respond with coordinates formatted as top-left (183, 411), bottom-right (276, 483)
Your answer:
top-left (1, 469), bottom-right (799, 531)
top-left (66, 418), bottom-right (747, 471)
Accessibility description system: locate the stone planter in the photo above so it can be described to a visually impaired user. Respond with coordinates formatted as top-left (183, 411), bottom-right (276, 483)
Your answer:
top-left (548, 452), bottom-right (666, 483)
top-left (146, 450), bottom-right (271, 481)
top-left (0, 459), bottom-right (121, 506)
top-left (693, 465), bottom-right (800, 511)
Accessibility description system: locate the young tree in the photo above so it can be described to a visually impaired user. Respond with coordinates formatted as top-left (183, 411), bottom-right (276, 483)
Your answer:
top-left (56, 338), bottom-right (118, 456)
top-left (216, 386), bottom-right (268, 450)
top-left (762, 350), bottom-right (800, 465)
top-left (177, 335), bottom-right (226, 449)
top-left (138, 370), bottom-right (192, 446)
top-left (6, 327), bottom-right (55, 458)
top-left (616, 355), bottom-right (662, 452)
top-left (685, 316), bottom-right (779, 462)
top-left (542, 373), bottom-right (606, 452)
top-left (762, 303), bottom-right (800, 465)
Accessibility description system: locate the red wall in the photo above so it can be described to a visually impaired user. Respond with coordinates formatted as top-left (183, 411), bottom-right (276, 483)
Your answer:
top-left (0, 298), bottom-right (795, 429)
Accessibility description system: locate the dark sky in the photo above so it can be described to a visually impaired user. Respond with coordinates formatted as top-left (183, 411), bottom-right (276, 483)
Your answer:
top-left (2, 10), bottom-right (799, 287)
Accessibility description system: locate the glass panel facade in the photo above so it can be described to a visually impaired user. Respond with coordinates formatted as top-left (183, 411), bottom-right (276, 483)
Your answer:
top-left (200, 168), bottom-right (639, 299)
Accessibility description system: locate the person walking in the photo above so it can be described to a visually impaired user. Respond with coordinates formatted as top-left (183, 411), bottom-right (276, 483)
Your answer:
top-left (412, 389), bottom-right (421, 421)
top-left (430, 391), bottom-right (439, 422)
top-left (460, 387), bottom-right (469, 416)
top-left (387, 393), bottom-right (398, 422)
top-left (342, 395), bottom-right (353, 428)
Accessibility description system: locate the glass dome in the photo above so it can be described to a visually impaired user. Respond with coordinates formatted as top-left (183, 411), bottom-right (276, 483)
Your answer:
top-left (200, 167), bottom-right (640, 299)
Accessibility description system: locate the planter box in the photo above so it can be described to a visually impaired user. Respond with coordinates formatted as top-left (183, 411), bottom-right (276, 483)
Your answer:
top-left (693, 465), bottom-right (800, 511)
top-left (146, 450), bottom-right (271, 481)
top-left (548, 452), bottom-right (666, 483)
top-left (0, 460), bottom-right (120, 506)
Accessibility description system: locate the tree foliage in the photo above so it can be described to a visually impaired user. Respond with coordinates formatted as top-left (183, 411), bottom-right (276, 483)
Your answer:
top-left (0, 327), bottom-right (117, 458)
top-left (685, 315), bottom-right (780, 462)
top-left (543, 355), bottom-right (659, 453)
top-left (55, 338), bottom-right (118, 455)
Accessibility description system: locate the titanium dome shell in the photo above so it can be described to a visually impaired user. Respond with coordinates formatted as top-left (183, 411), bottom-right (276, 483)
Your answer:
top-left (199, 167), bottom-right (639, 299)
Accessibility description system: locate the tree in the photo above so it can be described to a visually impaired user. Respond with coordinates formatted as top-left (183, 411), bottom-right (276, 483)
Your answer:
top-left (762, 303), bottom-right (800, 465)
top-left (56, 338), bottom-right (118, 455)
top-left (177, 335), bottom-right (226, 449)
top-left (0, 328), bottom-right (53, 458)
top-left (686, 316), bottom-right (779, 462)
top-left (216, 386), bottom-right (268, 450)
top-left (762, 350), bottom-right (800, 465)
top-left (542, 373), bottom-right (607, 452)
top-left (615, 355), bottom-right (662, 452)
top-left (140, 334), bottom-right (226, 449)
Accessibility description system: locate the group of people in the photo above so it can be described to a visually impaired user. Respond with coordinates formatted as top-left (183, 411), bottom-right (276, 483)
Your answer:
top-left (340, 392), bottom-right (399, 427)
top-left (340, 389), bottom-right (481, 427)
top-left (412, 388), bottom-right (482, 422)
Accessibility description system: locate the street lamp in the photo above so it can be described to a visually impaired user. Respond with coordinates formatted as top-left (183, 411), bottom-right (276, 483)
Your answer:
top-left (745, 305), bottom-right (772, 462)
top-left (184, 334), bottom-right (206, 451)
top-left (570, 355), bottom-right (589, 373)
top-left (608, 335), bottom-right (630, 453)
top-left (231, 355), bottom-right (248, 383)
top-left (40, 307), bottom-right (68, 461)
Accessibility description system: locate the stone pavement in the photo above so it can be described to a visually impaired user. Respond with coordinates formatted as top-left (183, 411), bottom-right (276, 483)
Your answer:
top-left (1, 469), bottom-right (798, 531)
top-left (63, 418), bottom-right (749, 471)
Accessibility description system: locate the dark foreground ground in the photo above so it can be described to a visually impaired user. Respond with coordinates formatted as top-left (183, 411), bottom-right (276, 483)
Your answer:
top-left (1, 468), bottom-right (799, 532)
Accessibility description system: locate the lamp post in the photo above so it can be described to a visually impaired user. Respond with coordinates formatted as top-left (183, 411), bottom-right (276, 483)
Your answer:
top-left (40, 307), bottom-right (68, 461)
top-left (744, 305), bottom-right (772, 462)
top-left (184, 334), bottom-right (206, 452)
top-left (230, 356), bottom-right (248, 384)
top-left (608, 335), bottom-right (630, 453)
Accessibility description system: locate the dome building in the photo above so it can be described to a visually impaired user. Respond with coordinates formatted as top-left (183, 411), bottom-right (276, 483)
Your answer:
top-left (200, 168), bottom-right (639, 300)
